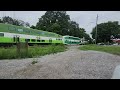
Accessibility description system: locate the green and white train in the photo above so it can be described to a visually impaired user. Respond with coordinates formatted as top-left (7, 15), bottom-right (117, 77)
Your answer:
top-left (0, 23), bottom-right (81, 46)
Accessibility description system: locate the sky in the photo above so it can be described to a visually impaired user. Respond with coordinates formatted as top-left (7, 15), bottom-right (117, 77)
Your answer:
top-left (0, 11), bottom-right (120, 36)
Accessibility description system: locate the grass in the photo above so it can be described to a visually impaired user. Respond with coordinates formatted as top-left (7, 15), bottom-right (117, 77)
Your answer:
top-left (79, 44), bottom-right (120, 55)
top-left (0, 44), bottom-right (67, 60)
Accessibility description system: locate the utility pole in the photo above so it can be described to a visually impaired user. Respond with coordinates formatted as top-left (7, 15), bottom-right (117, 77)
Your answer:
top-left (2, 11), bottom-right (5, 17)
top-left (95, 14), bottom-right (98, 45)
top-left (13, 11), bottom-right (15, 19)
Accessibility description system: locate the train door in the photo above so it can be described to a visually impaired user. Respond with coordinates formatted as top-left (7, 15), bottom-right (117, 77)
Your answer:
top-left (49, 38), bottom-right (52, 43)
top-left (13, 35), bottom-right (20, 43)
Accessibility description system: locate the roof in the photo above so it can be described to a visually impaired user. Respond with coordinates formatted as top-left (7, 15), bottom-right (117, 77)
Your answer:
top-left (0, 23), bottom-right (62, 38)
top-left (63, 35), bottom-right (80, 38)
top-left (112, 39), bottom-right (120, 43)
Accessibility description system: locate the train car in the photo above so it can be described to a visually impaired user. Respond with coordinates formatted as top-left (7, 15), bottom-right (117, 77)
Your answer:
top-left (0, 23), bottom-right (81, 46)
top-left (0, 23), bottom-right (63, 46)
top-left (62, 35), bottom-right (81, 45)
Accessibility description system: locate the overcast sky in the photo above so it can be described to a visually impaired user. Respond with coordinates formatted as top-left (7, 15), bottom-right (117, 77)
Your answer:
top-left (0, 11), bottom-right (120, 36)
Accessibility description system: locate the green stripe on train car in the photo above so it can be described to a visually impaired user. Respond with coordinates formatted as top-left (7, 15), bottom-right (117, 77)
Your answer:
top-left (0, 37), bottom-right (63, 44)
top-left (0, 37), bottom-right (13, 43)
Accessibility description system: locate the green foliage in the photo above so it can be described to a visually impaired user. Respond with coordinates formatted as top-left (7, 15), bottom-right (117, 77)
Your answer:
top-left (0, 45), bottom-right (67, 60)
top-left (0, 19), bottom-right (3, 23)
top-left (36, 11), bottom-right (70, 35)
top-left (36, 11), bottom-right (91, 41)
top-left (1, 16), bottom-right (30, 27)
top-left (68, 21), bottom-right (79, 37)
top-left (91, 21), bottom-right (120, 43)
top-left (0, 12), bottom-right (92, 43)
top-left (80, 45), bottom-right (120, 55)
top-left (48, 23), bottom-right (61, 34)
top-left (30, 25), bottom-right (36, 29)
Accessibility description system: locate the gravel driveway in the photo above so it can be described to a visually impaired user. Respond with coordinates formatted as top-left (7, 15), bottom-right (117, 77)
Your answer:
top-left (0, 45), bottom-right (120, 79)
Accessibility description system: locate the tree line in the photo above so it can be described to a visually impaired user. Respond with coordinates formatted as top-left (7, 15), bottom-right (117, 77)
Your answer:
top-left (91, 21), bottom-right (120, 43)
top-left (0, 12), bottom-right (91, 43)
top-left (0, 16), bottom-right (30, 27)
top-left (1, 11), bottom-right (119, 44)
top-left (32, 11), bottom-right (91, 42)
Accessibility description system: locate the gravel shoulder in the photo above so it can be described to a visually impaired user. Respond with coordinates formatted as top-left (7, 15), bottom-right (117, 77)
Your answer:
top-left (0, 45), bottom-right (120, 79)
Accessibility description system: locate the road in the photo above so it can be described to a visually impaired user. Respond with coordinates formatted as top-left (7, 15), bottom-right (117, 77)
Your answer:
top-left (0, 45), bottom-right (120, 79)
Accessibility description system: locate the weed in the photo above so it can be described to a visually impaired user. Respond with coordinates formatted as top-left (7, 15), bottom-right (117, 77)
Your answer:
top-left (0, 44), bottom-right (67, 60)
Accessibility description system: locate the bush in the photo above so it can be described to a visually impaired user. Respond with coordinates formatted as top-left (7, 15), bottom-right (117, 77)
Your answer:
top-left (0, 44), bottom-right (67, 60)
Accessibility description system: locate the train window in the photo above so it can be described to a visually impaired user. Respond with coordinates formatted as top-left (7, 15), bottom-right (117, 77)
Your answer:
top-left (25, 39), bottom-right (30, 42)
top-left (31, 39), bottom-right (36, 42)
top-left (41, 40), bottom-right (45, 42)
top-left (0, 33), bottom-right (4, 37)
top-left (13, 37), bottom-right (15, 42)
top-left (37, 40), bottom-right (40, 42)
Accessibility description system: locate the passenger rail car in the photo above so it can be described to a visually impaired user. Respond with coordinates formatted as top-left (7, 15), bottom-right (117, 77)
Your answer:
top-left (0, 23), bottom-right (81, 46)
top-left (0, 23), bottom-right (63, 46)
top-left (62, 36), bottom-right (80, 45)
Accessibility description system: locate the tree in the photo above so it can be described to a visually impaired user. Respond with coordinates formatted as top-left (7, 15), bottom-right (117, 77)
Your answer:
top-left (13, 19), bottom-right (20, 26)
top-left (83, 33), bottom-right (92, 43)
top-left (36, 11), bottom-right (91, 42)
top-left (25, 22), bottom-right (30, 27)
top-left (30, 25), bottom-right (36, 29)
top-left (2, 16), bottom-right (14, 24)
top-left (49, 23), bottom-right (61, 34)
top-left (68, 21), bottom-right (80, 37)
top-left (91, 21), bottom-right (120, 43)
top-left (1, 16), bottom-right (30, 28)
top-left (18, 20), bottom-right (25, 26)
top-left (79, 28), bottom-right (86, 38)
top-left (0, 19), bottom-right (3, 23)
top-left (36, 11), bottom-right (70, 35)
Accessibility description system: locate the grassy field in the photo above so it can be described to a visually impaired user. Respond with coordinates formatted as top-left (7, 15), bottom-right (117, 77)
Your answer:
top-left (79, 45), bottom-right (120, 55)
top-left (0, 44), bottom-right (67, 60)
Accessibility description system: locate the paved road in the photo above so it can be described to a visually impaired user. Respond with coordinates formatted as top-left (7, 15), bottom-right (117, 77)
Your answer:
top-left (0, 45), bottom-right (120, 79)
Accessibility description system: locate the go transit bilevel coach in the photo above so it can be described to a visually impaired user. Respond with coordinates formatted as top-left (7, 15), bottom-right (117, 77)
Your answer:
top-left (0, 23), bottom-right (81, 46)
